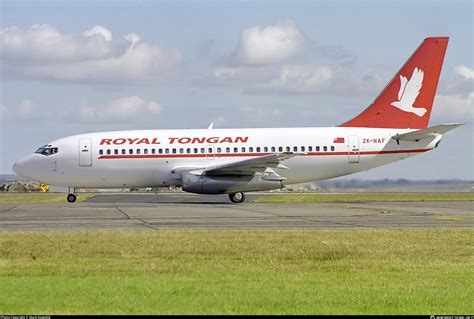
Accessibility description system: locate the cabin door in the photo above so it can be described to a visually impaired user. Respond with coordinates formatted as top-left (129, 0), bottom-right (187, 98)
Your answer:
top-left (348, 135), bottom-right (360, 163)
top-left (79, 138), bottom-right (93, 166)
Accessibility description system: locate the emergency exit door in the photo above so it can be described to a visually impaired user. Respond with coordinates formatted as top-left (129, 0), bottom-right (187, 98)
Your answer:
top-left (348, 135), bottom-right (360, 163)
top-left (79, 138), bottom-right (92, 166)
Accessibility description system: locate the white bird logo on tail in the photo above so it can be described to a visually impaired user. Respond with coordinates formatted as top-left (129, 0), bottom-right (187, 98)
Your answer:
top-left (391, 67), bottom-right (426, 117)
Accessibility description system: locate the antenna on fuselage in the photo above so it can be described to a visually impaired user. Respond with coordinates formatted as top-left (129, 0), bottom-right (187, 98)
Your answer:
top-left (208, 122), bottom-right (214, 129)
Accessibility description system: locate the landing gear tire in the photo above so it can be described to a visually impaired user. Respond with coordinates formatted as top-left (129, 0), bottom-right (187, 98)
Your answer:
top-left (67, 194), bottom-right (77, 203)
top-left (229, 192), bottom-right (245, 203)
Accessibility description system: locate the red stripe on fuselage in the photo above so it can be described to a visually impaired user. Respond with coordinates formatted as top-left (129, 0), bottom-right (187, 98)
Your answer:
top-left (97, 148), bottom-right (430, 159)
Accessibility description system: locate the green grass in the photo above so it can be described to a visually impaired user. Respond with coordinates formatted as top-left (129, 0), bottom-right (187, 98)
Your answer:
top-left (0, 230), bottom-right (472, 314)
top-left (0, 193), bottom-right (95, 203)
top-left (254, 192), bottom-right (474, 203)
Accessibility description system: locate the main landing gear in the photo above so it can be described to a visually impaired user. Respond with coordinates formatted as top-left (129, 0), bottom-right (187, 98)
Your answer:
top-left (229, 192), bottom-right (246, 203)
top-left (67, 187), bottom-right (77, 203)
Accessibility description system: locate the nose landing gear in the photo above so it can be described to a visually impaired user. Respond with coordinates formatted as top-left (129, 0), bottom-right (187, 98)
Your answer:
top-left (229, 192), bottom-right (246, 203)
top-left (67, 187), bottom-right (77, 203)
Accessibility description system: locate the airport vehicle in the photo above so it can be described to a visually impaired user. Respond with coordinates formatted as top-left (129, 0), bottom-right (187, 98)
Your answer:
top-left (13, 37), bottom-right (460, 203)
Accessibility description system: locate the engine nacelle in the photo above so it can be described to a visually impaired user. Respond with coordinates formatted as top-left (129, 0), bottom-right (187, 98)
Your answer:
top-left (181, 172), bottom-right (283, 194)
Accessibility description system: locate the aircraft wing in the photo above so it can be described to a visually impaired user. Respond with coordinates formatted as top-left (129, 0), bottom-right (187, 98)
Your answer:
top-left (391, 123), bottom-right (462, 142)
top-left (197, 152), bottom-right (301, 176)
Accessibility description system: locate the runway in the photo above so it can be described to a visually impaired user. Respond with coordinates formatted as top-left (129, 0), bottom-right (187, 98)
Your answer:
top-left (0, 193), bottom-right (472, 230)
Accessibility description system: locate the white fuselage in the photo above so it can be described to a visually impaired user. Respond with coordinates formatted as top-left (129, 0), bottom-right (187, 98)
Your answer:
top-left (13, 126), bottom-right (440, 189)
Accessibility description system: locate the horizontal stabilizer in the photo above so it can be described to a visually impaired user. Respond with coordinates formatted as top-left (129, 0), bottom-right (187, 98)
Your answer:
top-left (391, 123), bottom-right (462, 142)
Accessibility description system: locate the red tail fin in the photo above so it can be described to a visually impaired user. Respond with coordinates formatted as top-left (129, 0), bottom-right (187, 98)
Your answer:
top-left (340, 37), bottom-right (449, 129)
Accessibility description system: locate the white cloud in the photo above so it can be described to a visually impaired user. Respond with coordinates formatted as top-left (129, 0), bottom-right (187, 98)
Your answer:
top-left (455, 65), bottom-right (474, 80)
top-left (243, 64), bottom-right (385, 96)
top-left (204, 63), bottom-right (387, 97)
top-left (17, 99), bottom-right (37, 119)
top-left (0, 24), bottom-right (183, 85)
top-left (83, 25), bottom-right (112, 41)
top-left (209, 65), bottom-right (276, 86)
top-left (432, 92), bottom-right (474, 121)
top-left (234, 20), bottom-right (307, 66)
top-left (253, 65), bottom-right (333, 94)
top-left (434, 66), bottom-right (474, 121)
top-left (77, 96), bottom-right (162, 122)
top-left (1, 99), bottom-right (39, 120)
top-left (0, 24), bottom-right (125, 62)
top-left (203, 18), bottom-right (383, 97)
top-left (2, 96), bottom-right (162, 123)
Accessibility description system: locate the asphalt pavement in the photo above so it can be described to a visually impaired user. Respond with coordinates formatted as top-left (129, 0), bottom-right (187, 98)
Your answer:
top-left (0, 193), bottom-right (472, 230)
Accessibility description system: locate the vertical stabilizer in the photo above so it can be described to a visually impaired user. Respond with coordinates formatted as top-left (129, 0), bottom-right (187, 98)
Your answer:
top-left (340, 37), bottom-right (449, 129)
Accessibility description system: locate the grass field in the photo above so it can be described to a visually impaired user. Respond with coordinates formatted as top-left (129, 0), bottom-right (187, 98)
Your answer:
top-left (254, 192), bottom-right (474, 203)
top-left (0, 193), bottom-right (95, 203)
top-left (0, 229), bottom-right (472, 314)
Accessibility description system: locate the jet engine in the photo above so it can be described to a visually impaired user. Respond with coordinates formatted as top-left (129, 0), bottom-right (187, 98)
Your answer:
top-left (181, 172), bottom-right (283, 194)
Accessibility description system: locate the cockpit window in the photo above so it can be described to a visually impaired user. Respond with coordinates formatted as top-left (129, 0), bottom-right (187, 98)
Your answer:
top-left (35, 145), bottom-right (58, 156)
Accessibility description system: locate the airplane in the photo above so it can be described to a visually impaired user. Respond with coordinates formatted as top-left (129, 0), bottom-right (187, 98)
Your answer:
top-left (13, 36), bottom-right (461, 203)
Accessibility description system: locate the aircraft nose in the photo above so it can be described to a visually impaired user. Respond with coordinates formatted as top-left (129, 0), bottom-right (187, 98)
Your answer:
top-left (12, 156), bottom-right (33, 178)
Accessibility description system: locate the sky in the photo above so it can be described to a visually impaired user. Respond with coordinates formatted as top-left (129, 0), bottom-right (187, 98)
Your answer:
top-left (0, 0), bottom-right (473, 180)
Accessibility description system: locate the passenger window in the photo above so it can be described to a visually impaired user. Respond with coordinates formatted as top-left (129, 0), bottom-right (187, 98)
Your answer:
top-left (278, 146), bottom-right (283, 152)
top-left (226, 147), bottom-right (230, 153)
top-left (323, 146), bottom-right (328, 152)
top-left (308, 146), bottom-right (313, 152)
top-left (256, 147), bottom-right (261, 152)
top-left (331, 146), bottom-right (335, 151)
top-left (271, 147), bottom-right (276, 152)
top-left (158, 149), bottom-right (163, 154)
top-left (172, 149), bottom-right (176, 154)
top-left (114, 149), bottom-right (118, 155)
top-left (106, 149), bottom-right (111, 155)
top-left (208, 148), bottom-right (213, 153)
top-left (165, 149), bottom-right (169, 154)
top-left (129, 149), bottom-right (133, 154)
top-left (242, 147), bottom-right (246, 152)
top-left (316, 146), bottom-right (320, 152)
top-left (286, 146), bottom-right (290, 152)
top-left (293, 146), bottom-right (298, 152)
top-left (249, 147), bottom-right (253, 152)
top-left (234, 147), bottom-right (238, 153)
top-left (137, 149), bottom-right (141, 155)
top-left (99, 150), bottom-right (103, 155)
top-left (264, 147), bottom-right (268, 152)
top-left (201, 148), bottom-right (205, 153)
top-left (187, 148), bottom-right (191, 154)
top-left (179, 148), bottom-right (184, 154)
top-left (151, 149), bottom-right (156, 154)
top-left (144, 149), bottom-right (148, 154)
top-left (301, 146), bottom-right (305, 152)
top-left (194, 148), bottom-right (198, 154)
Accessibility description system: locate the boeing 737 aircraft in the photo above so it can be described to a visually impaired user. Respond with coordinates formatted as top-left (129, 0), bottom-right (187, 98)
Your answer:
top-left (13, 37), bottom-right (461, 203)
